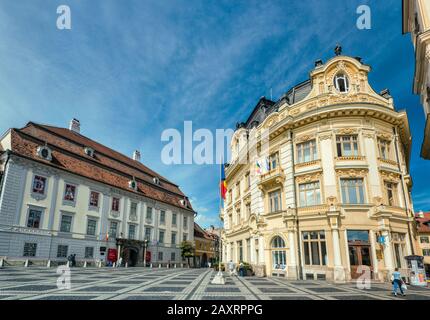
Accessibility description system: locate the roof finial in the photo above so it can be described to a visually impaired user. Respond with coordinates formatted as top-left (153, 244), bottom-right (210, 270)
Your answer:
top-left (334, 44), bottom-right (342, 56)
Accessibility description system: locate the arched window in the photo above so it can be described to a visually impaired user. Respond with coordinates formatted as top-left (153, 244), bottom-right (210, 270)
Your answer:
top-left (271, 236), bottom-right (286, 270)
top-left (334, 73), bottom-right (350, 93)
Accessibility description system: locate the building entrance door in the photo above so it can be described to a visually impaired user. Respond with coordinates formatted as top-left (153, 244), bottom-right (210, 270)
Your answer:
top-left (347, 230), bottom-right (373, 279)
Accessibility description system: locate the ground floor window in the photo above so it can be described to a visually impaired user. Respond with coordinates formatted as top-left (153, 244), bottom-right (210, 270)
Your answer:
top-left (423, 249), bottom-right (430, 257)
top-left (171, 252), bottom-right (176, 261)
top-left (158, 251), bottom-right (163, 261)
top-left (57, 245), bottom-right (68, 258)
top-left (271, 236), bottom-right (286, 270)
top-left (392, 232), bottom-right (406, 269)
top-left (303, 231), bottom-right (327, 266)
top-left (85, 247), bottom-right (94, 258)
top-left (237, 240), bottom-right (243, 262)
top-left (23, 243), bottom-right (37, 257)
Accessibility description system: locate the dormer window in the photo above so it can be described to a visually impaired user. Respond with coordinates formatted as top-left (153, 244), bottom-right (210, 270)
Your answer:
top-left (153, 177), bottom-right (160, 185)
top-left (334, 73), bottom-right (350, 93)
top-left (36, 146), bottom-right (52, 161)
top-left (84, 147), bottom-right (94, 157)
top-left (128, 179), bottom-right (137, 191)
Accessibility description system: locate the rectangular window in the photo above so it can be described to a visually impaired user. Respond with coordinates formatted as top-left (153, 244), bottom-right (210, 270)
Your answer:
top-left (299, 182), bottom-right (321, 207)
top-left (23, 243), bottom-right (37, 257)
top-left (245, 172), bottom-right (251, 190)
top-left (64, 184), bottom-right (76, 202)
top-left (171, 232), bottom-right (177, 245)
top-left (128, 224), bottom-right (136, 240)
top-left (269, 190), bottom-right (282, 213)
top-left (109, 221), bottom-right (118, 238)
top-left (112, 197), bottom-right (120, 212)
top-left (183, 216), bottom-right (188, 228)
top-left (85, 247), bottom-right (94, 258)
top-left (130, 202), bottom-right (137, 218)
top-left (245, 203), bottom-right (251, 219)
top-left (269, 153), bottom-right (279, 170)
top-left (171, 252), bottom-right (176, 261)
top-left (89, 191), bottom-right (99, 207)
top-left (336, 135), bottom-right (359, 157)
top-left (27, 209), bottom-right (42, 229)
top-left (172, 213), bottom-right (177, 226)
top-left (183, 233), bottom-right (188, 242)
top-left (246, 238), bottom-right (251, 262)
top-left (158, 251), bottom-right (163, 261)
top-left (159, 230), bottom-right (165, 244)
top-left (57, 245), bottom-right (68, 258)
top-left (160, 210), bottom-right (166, 225)
top-left (423, 249), bottom-right (430, 256)
top-left (392, 232), bottom-right (406, 268)
top-left (144, 227), bottom-right (152, 241)
top-left (384, 181), bottom-right (398, 206)
top-left (297, 140), bottom-right (317, 163)
top-left (146, 206), bottom-right (153, 221)
top-left (378, 139), bottom-right (391, 160)
top-left (420, 236), bottom-right (430, 244)
top-left (303, 231), bottom-right (327, 266)
top-left (341, 178), bottom-right (365, 204)
top-left (60, 215), bottom-right (73, 233)
top-left (32, 175), bottom-right (47, 194)
top-left (86, 219), bottom-right (97, 236)
top-left (237, 240), bottom-right (243, 262)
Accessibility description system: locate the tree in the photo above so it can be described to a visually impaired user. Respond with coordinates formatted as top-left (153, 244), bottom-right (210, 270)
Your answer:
top-left (180, 241), bottom-right (194, 267)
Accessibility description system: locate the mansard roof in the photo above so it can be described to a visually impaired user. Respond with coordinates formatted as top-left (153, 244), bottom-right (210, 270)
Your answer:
top-left (7, 122), bottom-right (194, 213)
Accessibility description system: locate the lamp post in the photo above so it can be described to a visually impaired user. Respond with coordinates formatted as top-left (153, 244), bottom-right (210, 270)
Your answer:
top-left (143, 239), bottom-right (148, 267)
top-left (211, 234), bottom-right (225, 285)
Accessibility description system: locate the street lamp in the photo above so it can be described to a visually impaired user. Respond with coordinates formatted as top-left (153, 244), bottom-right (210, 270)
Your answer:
top-left (211, 234), bottom-right (225, 285)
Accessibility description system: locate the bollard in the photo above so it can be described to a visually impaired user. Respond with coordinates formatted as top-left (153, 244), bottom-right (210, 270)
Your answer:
top-left (98, 260), bottom-right (102, 268)
top-left (47, 260), bottom-right (51, 268)
top-left (113, 262), bottom-right (116, 268)
top-left (125, 262), bottom-right (128, 268)
top-left (174, 264), bottom-right (177, 268)
top-left (150, 263), bottom-right (153, 268)
top-left (0, 258), bottom-right (4, 268)
top-left (158, 264), bottom-right (161, 268)
top-left (167, 264), bottom-right (170, 269)
top-left (66, 261), bottom-right (70, 268)
top-left (24, 259), bottom-right (29, 267)
top-left (83, 261), bottom-right (87, 268)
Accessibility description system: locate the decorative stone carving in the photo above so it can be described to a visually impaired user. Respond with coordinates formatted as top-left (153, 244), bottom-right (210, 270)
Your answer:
top-left (336, 128), bottom-right (358, 135)
top-left (295, 134), bottom-right (316, 143)
top-left (335, 168), bottom-right (368, 177)
top-left (295, 171), bottom-right (322, 183)
top-left (376, 132), bottom-right (393, 141)
top-left (319, 133), bottom-right (332, 141)
top-left (379, 170), bottom-right (401, 183)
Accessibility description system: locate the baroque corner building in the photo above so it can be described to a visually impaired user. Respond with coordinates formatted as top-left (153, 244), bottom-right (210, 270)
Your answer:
top-left (402, 0), bottom-right (430, 159)
top-left (221, 52), bottom-right (417, 282)
top-left (0, 120), bottom-right (195, 266)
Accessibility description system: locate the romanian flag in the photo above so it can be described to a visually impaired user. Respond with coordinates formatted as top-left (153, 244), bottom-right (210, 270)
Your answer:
top-left (256, 160), bottom-right (262, 175)
top-left (220, 163), bottom-right (227, 200)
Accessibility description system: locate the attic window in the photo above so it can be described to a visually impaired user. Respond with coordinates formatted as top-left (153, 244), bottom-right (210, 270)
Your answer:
top-left (84, 147), bottom-right (94, 157)
top-left (334, 73), bottom-right (350, 93)
top-left (36, 146), bottom-right (52, 161)
top-left (153, 177), bottom-right (160, 185)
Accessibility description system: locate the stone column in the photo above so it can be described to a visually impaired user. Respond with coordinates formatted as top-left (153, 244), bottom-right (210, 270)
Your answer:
top-left (258, 235), bottom-right (265, 264)
top-left (381, 229), bottom-right (394, 278)
top-left (369, 230), bottom-right (379, 280)
top-left (328, 210), bottom-right (346, 283)
top-left (288, 230), bottom-right (298, 280)
top-left (250, 236), bottom-right (256, 264)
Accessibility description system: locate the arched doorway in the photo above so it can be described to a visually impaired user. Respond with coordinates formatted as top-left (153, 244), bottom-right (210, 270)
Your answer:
top-left (271, 236), bottom-right (287, 272)
top-left (123, 247), bottom-right (139, 267)
top-left (201, 253), bottom-right (208, 267)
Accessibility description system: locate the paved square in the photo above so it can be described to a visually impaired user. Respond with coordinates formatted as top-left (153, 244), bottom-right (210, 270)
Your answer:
top-left (0, 267), bottom-right (429, 300)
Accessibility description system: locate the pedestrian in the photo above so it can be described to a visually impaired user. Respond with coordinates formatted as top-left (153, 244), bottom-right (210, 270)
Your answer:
top-left (72, 254), bottom-right (76, 267)
top-left (391, 268), bottom-right (406, 297)
top-left (208, 261), bottom-right (212, 268)
top-left (239, 262), bottom-right (245, 277)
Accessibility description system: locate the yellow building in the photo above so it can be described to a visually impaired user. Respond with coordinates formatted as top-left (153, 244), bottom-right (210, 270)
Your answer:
top-left (415, 211), bottom-right (430, 277)
top-left (221, 48), bottom-right (417, 283)
top-left (403, 0), bottom-right (430, 159)
top-left (193, 222), bottom-right (217, 267)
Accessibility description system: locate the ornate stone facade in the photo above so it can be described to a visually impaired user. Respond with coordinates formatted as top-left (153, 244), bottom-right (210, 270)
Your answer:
top-left (221, 53), bottom-right (417, 283)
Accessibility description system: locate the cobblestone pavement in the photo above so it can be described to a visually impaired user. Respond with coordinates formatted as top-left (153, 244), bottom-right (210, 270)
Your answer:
top-left (0, 267), bottom-right (429, 300)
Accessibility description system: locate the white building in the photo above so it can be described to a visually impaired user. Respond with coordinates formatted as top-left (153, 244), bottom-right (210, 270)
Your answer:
top-left (0, 119), bottom-right (195, 266)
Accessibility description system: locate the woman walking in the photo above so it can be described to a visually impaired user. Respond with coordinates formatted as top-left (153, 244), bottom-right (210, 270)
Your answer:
top-left (391, 268), bottom-right (406, 297)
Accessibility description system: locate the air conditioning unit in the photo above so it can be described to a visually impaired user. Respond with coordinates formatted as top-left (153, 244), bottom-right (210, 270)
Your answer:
top-left (153, 177), bottom-right (160, 185)
top-left (128, 180), bottom-right (138, 191)
top-left (36, 146), bottom-right (52, 161)
top-left (84, 147), bottom-right (94, 157)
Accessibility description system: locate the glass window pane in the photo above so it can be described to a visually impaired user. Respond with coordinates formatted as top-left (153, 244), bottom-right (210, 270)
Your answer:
top-left (304, 243), bottom-right (310, 265)
top-left (311, 242), bottom-right (320, 265)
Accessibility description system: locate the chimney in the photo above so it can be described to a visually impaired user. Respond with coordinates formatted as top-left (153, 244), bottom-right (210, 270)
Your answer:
top-left (133, 150), bottom-right (141, 162)
top-left (69, 118), bottom-right (80, 133)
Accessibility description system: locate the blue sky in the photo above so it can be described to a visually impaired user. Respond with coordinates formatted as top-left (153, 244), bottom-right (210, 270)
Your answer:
top-left (0, 0), bottom-right (429, 227)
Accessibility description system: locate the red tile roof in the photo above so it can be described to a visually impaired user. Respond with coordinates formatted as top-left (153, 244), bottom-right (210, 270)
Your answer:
top-left (8, 122), bottom-right (194, 212)
top-left (415, 212), bottom-right (430, 233)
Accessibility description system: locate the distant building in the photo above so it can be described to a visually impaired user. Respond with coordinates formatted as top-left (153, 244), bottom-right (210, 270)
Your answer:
top-left (221, 50), bottom-right (417, 282)
top-left (402, 0), bottom-right (430, 159)
top-left (415, 211), bottom-right (430, 277)
top-left (193, 223), bottom-right (217, 267)
top-left (0, 120), bottom-right (195, 266)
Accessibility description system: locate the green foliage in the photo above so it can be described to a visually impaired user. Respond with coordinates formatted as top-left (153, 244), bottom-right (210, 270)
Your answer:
top-left (180, 241), bottom-right (194, 258)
